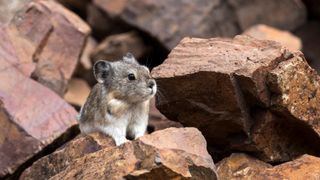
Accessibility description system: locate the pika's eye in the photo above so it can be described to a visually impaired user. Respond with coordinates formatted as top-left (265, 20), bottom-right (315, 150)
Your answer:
top-left (128, 73), bottom-right (136, 80)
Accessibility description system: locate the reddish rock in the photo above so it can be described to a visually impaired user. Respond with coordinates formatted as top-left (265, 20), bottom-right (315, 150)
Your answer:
top-left (254, 155), bottom-right (320, 179)
top-left (20, 133), bottom-right (115, 180)
top-left (152, 35), bottom-right (320, 162)
top-left (90, 31), bottom-right (148, 63)
top-left (243, 24), bottom-right (302, 51)
top-left (217, 153), bottom-right (320, 180)
top-left (148, 98), bottom-right (183, 133)
top-left (64, 78), bottom-right (91, 107)
top-left (267, 54), bottom-right (320, 135)
top-left (216, 153), bottom-right (272, 180)
top-left (11, 0), bottom-right (91, 95)
top-left (91, 0), bottom-right (306, 49)
top-left (239, 109), bottom-right (320, 163)
top-left (152, 36), bottom-right (284, 147)
top-left (22, 128), bottom-right (218, 179)
top-left (0, 60), bottom-right (77, 177)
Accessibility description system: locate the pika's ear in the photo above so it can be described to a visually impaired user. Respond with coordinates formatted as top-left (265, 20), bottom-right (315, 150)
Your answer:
top-left (93, 60), bottom-right (112, 83)
top-left (123, 52), bottom-right (138, 64)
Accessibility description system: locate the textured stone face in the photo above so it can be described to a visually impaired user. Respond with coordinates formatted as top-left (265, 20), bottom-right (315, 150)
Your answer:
top-left (216, 153), bottom-right (272, 180)
top-left (152, 35), bottom-right (320, 162)
top-left (268, 55), bottom-right (320, 134)
top-left (21, 128), bottom-right (218, 180)
top-left (0, 0), bottom-right (90, 177)
top-left (0, 59), bottom-right (77, 177)
top-left (217, 153), bottom-right (320, 180)
top-left (10, 0), bottom-right (91, 96)
top-left (90, 0), bottom-right (306, 49)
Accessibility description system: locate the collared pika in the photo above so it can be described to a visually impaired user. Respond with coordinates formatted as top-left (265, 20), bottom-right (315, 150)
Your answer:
top-left (78, 53), bottom-right (157, 145)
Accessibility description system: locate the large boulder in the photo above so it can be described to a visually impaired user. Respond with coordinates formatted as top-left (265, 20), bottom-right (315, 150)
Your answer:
top-left (0, 59), bottom-right (77, 178)
top-left (152, 35), bottom-right (320, 162)
top-left (21, 128), bottom-right (218, 179)
top-left (89, 0), bottom-right (306, 49)
top-left (10, 0), bottom-right (90, 96)
top-left (217, 153), bottom-right (320, 180)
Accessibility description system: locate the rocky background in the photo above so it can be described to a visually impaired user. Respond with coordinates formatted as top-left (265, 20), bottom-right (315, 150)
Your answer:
top-left (0, 0), bottom-right (320, 179)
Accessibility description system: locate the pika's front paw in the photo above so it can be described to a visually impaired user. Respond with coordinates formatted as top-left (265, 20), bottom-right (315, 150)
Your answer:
top-left (114, 137), bottom-right (129, 146)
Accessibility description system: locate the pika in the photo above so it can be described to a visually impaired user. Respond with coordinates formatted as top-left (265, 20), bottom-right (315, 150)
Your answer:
top-left (78, 53), bottom-right (157, 145)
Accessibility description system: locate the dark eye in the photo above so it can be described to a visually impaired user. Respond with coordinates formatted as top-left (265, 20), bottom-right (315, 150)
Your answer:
top-left (128, 73), bottom-right (136, 80)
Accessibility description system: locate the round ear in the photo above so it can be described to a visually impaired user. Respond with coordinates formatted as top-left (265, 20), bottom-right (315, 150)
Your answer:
top-left (93, 60), bottom-right (112, 83)
top-left (123, 52), bottom-right (138, 64)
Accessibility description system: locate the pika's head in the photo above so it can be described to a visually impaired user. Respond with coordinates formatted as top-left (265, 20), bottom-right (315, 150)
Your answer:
top-left (93, 53), bottom-right (157, 103)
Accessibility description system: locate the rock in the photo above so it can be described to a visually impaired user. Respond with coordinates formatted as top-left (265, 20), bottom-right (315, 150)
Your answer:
top-left (20, 133), bottom-right (115, 180)
top-left (148, 98), bottom-right (183, 133)
top-left (91, 0), bottom-right (306, 49)
top-left (216, 153), bottom-right (272, 180)
top-left (73, 37), bottom-right (97, 86)
top-left (295, 21), bottom-right (320, 72)
top-left (90, 31), bottom-right (148, 63)
top-left (253, 154), bottom-right (320, 179)
top-left (22, 128), bottom-right (218, 179)
top-left (64, 78), bottom-right (91, 108)
top-left (243, 24), bottom-right (302, 51)
top-left (87, 2), bottom-right (129, 40)
top-left (152, 35), bottom-right (320, 162)
top-left (267, 54), bottom-right (320, 135)
top-left (0, 0), bottom-right (31, 24)
top-left (152, 35), bottom-right (283, 148)
top-left (217, 153), bottom-right (320, 179)
top-left (11, 0), bottom-right (91, 96)
top-left (241, 109), bottom-right (320, 163)
top-left (80, 37), bottom-right (97, 71)
top-left (0, 59), bottom-right (77, 177)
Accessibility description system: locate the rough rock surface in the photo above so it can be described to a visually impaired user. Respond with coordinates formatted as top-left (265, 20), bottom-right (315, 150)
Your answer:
top-left (217, 153), bottom-right (320, 180)
top-left (90, 31), bottom-right (148, 63)
top-left (216, 153), bottom-right (272, 180)
top-left (0, 59), bottom-right (77, 177)
top-left (243, 24), bottom-right (302, 51)
top-left (22, 128), bottom-right (218, 180)
top-left (152, 35), bottom-right (320, 162)
top-left (20, 133), bottom-right (115, 180)
top-left (148, 98), bottom-right (183, 133)
top-left (91, 0), bottom-right (306, 49)
top-left (10, 0), bottom-right (90, 95)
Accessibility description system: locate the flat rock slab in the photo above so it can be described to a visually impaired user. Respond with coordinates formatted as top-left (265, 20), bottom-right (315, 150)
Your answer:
top-left (91, 0), bottom-right (306, 49)
top-left (0, 60), bottom-right (77, 177)
top-left (152, 35), bottom-right (320, 162)
top-left (21, 128), bottom-right (218, 180)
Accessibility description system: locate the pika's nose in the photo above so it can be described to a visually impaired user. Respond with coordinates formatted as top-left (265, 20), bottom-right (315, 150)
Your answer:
top-left (148, 80), bottom-right (155, 88)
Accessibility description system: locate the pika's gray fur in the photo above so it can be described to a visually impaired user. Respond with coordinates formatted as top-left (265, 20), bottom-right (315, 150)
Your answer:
top-left (78, 53), bottom-right (157, 145)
